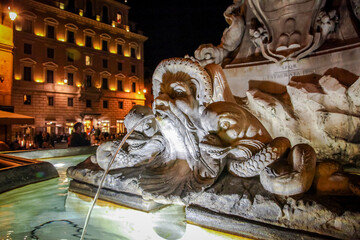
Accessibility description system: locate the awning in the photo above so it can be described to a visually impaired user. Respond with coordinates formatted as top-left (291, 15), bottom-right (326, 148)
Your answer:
top-left (0, 110), bottom-right (35, 125)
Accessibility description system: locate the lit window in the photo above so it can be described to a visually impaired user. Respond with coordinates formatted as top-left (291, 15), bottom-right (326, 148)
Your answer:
top-left (23, 95), bottom-right (31, 105)
top-left (116, 119), bottom-right (124, 133)
top-left (116, 13), bottom-right (122, 24)
top-left (85, 55), bottom-right (92, 66)
top-left (48, 96), bottom-right (54, 106)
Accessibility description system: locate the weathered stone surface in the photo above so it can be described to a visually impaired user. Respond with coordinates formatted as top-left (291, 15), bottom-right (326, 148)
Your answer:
top-left (187, 172), bottom-right (360, 239)
top-left (246, 69), bottom-right (360, 161)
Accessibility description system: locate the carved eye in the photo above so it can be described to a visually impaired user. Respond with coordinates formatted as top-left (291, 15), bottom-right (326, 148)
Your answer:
top-left (144, 123), bottom-right (150, 130)
top-left (220, 121), bottom-right (230, 130)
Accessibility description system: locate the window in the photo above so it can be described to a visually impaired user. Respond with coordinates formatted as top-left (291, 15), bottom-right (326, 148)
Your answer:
top-left (68, 97), bottom-right (73, 107)
top-left (24, 43), bottom-right (32, 54)
top-left (132, 82), bottom-right (136, 92)
top-left (47, 48), bottom-right (54, 58)
top-left (48, 96), bottom-right (54, 106)
top-left (24, 95), bottom-right (31, 105)
top-left (46, 70), bottom-right (54, 83)
top-left (86, 99), bottom-right (91, 108)
top-left (118, 101), bottom-right (123, 109)
top-left (116, 13), bottom-right (122, 24)
top-left (116, 119), bottom-right (125, 133)
top-left (131, 65), bottom-right (136, 74)
top-left (117, 80), bottom-right (123, 91)
top-left (131, 47), bottom-right (136, 58)
top-left (102, 78), bottom-right (108, 90)
top-left (102, 6), bottom-right (109, 24)
top-left (102, 40), bottom-right (108, 51)
top-left (47, 25), bottom-right (55, 39)
top-left (23, 66), bottom-right (32, 81)
top-left (117, 62), bottom-right (122, 71)
top-left (85, 75), bottom-right (92, 87)
top-left (103, 100), bottom-right (108, 108)
top-left (85, 55), bottom-right (92, 66)
top-left (85, 35), bottom-right (92, 48)
top-left (117, 44), bottom-right (123, 55)
top-left (85, 0), bottom-right (93, 18)
top-left (23, 19), bottom-right (33, 33)
top-left (67, 30), bottom-right (75, 43)
top-left (67, 51), bottom-right (74, 62)
top-left (103, 59), bottom-right (108, 68)
top-left (67, 72), bottom-right (74, 86)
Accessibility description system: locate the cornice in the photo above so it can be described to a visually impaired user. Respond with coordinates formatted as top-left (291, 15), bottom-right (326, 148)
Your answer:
top-left (24, 0), bottom-right (147, 42)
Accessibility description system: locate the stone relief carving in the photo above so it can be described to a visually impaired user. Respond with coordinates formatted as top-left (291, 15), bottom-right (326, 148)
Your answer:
top-left (194, 0), bottom-right (245, 66)
top-left (195, 0), bottom-right (339, 64)
top-left (94, 57), bottom-right (317, 197)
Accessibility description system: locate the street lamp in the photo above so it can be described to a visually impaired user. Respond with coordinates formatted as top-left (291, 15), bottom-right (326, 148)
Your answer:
top-left (8, 6), bottom-right (17, 21)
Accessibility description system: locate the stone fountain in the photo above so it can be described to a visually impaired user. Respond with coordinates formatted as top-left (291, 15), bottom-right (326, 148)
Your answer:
top-left (67, 0), bottom-right (360, 239)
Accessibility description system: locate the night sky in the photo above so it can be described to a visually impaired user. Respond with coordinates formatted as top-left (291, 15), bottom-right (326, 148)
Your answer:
top-left (127, 0), bottom-right (233, 75)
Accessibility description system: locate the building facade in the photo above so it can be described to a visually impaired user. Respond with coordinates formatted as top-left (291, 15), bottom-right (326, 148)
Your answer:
top-left (12, 0), bottom-right (147, 136)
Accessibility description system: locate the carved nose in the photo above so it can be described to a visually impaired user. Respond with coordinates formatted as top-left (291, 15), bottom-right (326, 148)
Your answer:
top-left (154, 94), bottom-right (170, 108)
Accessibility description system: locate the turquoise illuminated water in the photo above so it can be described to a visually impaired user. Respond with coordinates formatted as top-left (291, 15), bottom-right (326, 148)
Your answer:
top-left (0, 154), bottom-right (246, 240)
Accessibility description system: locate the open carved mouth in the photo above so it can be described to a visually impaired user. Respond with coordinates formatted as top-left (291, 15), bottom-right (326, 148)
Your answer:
top-left (127, 140), bottom-right (147, 151)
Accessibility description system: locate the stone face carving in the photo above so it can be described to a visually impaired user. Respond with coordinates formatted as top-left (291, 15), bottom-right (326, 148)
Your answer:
top-left (93, 105), bottom-right (166, 170)
top-left (351, 0), bottom-right (360, 21)
top-left (93, 58), bottom-right (317, 197)
top-left (195, 0), bottom-right (339, 64)
top-left (194, 0), bottom-right (245, 66)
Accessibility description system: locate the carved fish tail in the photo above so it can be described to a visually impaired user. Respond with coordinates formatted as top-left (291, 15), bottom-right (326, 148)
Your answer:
top-left (228, 137), bottom-right (291, 177)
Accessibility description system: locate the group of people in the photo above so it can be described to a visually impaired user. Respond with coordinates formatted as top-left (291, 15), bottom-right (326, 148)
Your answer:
top-left (1, 122), bottom-right (125, 151)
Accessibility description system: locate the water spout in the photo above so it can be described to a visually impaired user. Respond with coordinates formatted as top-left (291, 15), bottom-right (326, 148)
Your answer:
top-left (80, 115), bottom-right (155, 240)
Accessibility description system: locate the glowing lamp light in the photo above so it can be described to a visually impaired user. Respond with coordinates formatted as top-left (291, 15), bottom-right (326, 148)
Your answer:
top-left (76, 83), bottom-right (82, 87)
top-left (36, 32), bottom-right (44, 37)
top-left (110, 88), bottom-right (116, 91)
top-left (9, 10), bottom-right (17, 21)
top-left (77, 42), bottom-right (84, 46)
top-left (59, 3), bottom-right (65, 9)
top-left (35, 79), bottom-right (44, 83)
top-left (57, 81), bottom-right (65, 85)
top-left (64, 79), bottom-right (68, 84)
top-left (96, 15), bottom-right (101, 21)
top-left (137, 91), bottom-right (141, 94)
top-left (143, 89), bottom-right (147, 93)
top-left (112, 21), bottom-right (116, 27)
top-left (15, 75), bottom-right (21, 80)
top-left (79, 9), bottom-right (83, 16)
top-left (125, 89), bottom-right (130, 93)
top-left (58, 38), bottom-right (65, 42)
top-left (125, 26), bottom-right (130, 32)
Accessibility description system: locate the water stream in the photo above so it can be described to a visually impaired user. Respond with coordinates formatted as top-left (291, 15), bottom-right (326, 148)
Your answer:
top-left (80, 115), bottom-right (155, 240)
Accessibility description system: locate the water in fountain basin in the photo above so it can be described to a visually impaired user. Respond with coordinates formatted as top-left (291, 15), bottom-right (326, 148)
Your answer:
top-left (80, 114), bottom-right (155, 240)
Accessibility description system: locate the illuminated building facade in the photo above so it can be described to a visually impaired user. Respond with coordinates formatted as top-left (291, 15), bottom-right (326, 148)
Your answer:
top-left (12, 0), bottom-right (147, 135)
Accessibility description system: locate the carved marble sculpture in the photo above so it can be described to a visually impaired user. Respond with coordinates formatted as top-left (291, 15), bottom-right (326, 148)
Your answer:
top-left (94, 58), bottom-right (317, 197)
top-left (195, 0), bottom-right (338, 64)
top-left (92, 105), bottom-right (166, 170)
top-left (194, 0), bottom-right (245, 66)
